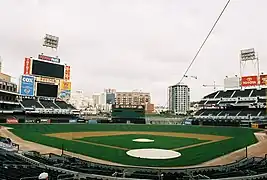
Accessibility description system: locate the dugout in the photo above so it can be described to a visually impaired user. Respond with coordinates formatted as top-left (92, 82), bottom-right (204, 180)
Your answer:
top-left (111, 104), bottom-right (145, 124)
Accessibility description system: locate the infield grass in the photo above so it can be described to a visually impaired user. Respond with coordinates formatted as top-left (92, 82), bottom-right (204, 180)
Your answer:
top-left (78, 134), bottom-right (208, 150)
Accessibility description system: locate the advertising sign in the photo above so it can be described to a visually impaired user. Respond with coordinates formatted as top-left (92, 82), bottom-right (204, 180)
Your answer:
top-left (77, 119), bottom-right (85, 123)
top-left (36, 76), bottom-right (59, 84)
top-left (58, 80), bottom-right (71, 100)
top-left (259, 75), bottom-right (267, 86)
top-left (6, 118), bottom-right (18, 124)
top-left (20, 75), bottom-right (35, 96)
top-left (69, 119), bottom-right (77, 123)
top-left (25, 119), bottom-right (35, 123)
top-left (64, 66), bottom-right (70, 80)
top-left (241, 76), bottom-right (258, 87)
top-left (38, 54), bottom-right (60, 63)
top-left (24, 58), bottom-right (31, 75)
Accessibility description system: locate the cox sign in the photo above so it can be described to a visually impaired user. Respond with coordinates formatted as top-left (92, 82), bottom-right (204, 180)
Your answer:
top-left (20, 75), bottom-right (35, 96)
top-left (22, 76), bottom-right (34, 83)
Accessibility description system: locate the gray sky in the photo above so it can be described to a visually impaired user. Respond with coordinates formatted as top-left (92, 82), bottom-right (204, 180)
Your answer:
top-left (0, 0), bottom-right (267, 105)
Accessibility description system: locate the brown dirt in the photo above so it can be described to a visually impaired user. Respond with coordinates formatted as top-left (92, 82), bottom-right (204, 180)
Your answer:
top-left (202, 132), bottom-right (267, 166)
top-left (46, 131), bottom-right (229, 141)
top-left (46, 131), bottom-right (230, 151)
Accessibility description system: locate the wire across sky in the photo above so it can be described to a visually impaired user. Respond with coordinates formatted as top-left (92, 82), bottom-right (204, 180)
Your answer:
top-left (177, 0), bottom-right (231, 85)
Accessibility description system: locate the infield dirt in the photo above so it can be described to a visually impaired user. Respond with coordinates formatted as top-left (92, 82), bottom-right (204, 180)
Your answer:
top-left (46, 131), bottom-right (231, 151)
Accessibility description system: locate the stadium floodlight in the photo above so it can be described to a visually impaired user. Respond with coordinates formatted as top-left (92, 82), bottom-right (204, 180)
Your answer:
top-left (240, 48), bottom-right (256, 61)
top-left (43, 34), bottom-right (59, 49)
top-left (239, 48), bottom-right (260, 88)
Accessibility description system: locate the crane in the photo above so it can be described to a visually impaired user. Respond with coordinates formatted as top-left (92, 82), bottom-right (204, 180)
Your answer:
top-left (183, 75), bottom-right (197, 79)
top-left (203, 81), bottom-right (223, 91)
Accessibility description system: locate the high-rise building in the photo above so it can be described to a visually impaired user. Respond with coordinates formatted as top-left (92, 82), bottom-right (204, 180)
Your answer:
top-left (92, 94), bottom-right (100, 107)
top-left (104, 88), bottom-right (116, 104)
top-left (70, 90), bottom-right (91, 110)
top-left (168, 84), bottom-right (190, 114)
top-left (115, 91), bottom-right (151, 105)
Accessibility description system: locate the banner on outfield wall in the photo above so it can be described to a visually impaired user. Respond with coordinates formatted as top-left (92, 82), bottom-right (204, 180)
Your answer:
top-left (6, 118), bottom-right (18, 124)
top-left (58, 80), bottom-right (71, 100)
top-left (20, 75), bottom-right (35, 96)
top-left (259, 75), bottom-right (267, 86)
top-left (241, 76), bottom-right (258, 87)
top-left (24, 58), bottom-right (31, 75)
top-left (69, 119), bottom-right (77, 123)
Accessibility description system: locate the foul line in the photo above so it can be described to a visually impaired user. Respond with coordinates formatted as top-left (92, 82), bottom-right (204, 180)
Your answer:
top-left (74, 139), bottom-right (129, 151)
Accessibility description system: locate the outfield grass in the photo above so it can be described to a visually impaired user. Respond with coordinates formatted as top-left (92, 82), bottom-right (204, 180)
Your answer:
top-left (78, 134), bottom-right (208, 149)
top-left (3, 124), bottom-right (259, 167)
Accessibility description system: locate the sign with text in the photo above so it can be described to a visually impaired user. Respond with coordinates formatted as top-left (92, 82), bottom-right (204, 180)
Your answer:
top-left (241, 76), bottom-right (258, 87)
top-left (259, 74), bottom-right (267, 86)
top-left (58, 80), bottom-right (71, 100)
top-left (20, 75), bottom-right (35, 96)
top-left (38, 54), bottom-right (60, 63)
top-left (64, 66), bottom-right (71, 80)
top-left (6, 118), bottom-right (18, 124)
top-left (36, 76), bottom-right (59, 84)
top-left (24, 58), bottom-right (31, 75)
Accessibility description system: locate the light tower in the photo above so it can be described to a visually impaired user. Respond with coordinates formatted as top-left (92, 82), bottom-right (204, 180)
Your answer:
top-left (239, 48), bottom-right (260, 88)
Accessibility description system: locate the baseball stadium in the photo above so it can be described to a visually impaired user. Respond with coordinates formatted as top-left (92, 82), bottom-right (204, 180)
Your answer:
top-left (0, 35), bottom-right (266, 180)
top-left (1, 0), bottom-right (267, 176)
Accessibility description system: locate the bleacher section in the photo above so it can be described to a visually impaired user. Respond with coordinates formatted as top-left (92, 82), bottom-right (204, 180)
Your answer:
top-left (232, 89), bottom-right (252, 97)
top-left (55, 100), bottom-right (75, 109)
top-left (0, 150), bottom-right (75, 180)
top-left (202, 88), bottom-right (266, 99)
top-left (195, 88), bottom-right (267, 127)
top-left (21, 99), bottom-right (43, 109)
top-left (216, 90), bottom-right (235, 98)
top-left (20, 150), bottom-right (267, 180)
top-left (251, 89), bottom-right (266, 97)
top-left (39, 100), bottom-right (59, 109)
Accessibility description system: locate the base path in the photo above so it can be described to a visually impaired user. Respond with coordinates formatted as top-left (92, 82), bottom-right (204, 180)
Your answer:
top-left (202, 132), bottom-right (267, 166)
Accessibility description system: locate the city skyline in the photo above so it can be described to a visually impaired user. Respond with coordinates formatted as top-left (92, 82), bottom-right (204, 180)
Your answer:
top-left (1, 0), bottom-right (267, 105)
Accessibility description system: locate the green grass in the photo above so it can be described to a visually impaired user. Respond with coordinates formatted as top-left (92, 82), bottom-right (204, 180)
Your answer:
top-left (3, 124), bottom-right (259, 167)
top-left (78, 134), bottom-right (208, 149)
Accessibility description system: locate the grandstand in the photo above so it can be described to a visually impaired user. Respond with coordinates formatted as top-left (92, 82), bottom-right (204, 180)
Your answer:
top-left (193, 87), bottom-right (267, 127)
top-left (0, 87), bottom-right (78, 124)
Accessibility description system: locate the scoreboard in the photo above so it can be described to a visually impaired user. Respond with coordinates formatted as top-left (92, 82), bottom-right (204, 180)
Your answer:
top-left (111, 104), bottom-right (145, 124)
top-left (32, 60), bottom-right (64, 79)
top-left (21, 55), bottom-right (71, 100)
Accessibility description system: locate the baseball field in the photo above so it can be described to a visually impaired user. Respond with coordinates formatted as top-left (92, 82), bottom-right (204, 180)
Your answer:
top-left (4, 124), bottom-right (259, 167)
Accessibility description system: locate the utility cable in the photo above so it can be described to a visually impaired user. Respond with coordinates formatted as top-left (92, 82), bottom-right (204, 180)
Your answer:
top-left (177, 0), bottom-right (231, 85)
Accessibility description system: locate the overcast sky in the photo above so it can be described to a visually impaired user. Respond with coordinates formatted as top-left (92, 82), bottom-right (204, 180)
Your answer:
top-left (0, 0), bottom-right (267, 105)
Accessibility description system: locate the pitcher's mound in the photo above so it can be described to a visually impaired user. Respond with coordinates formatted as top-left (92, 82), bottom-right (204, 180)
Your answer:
top-left (126, 148), bottom-right (181, 159)
top-left (132, 138), bottom-right (154, 143)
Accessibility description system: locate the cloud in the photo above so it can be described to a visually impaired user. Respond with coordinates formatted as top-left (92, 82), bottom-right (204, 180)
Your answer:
top-left (0, 0), bottom-right (267, 104)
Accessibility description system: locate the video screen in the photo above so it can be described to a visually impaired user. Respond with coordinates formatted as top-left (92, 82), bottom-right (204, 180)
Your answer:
top-left (32, 60), bottom-right (64, 79)
top-left (36, 83), bottom-right (58, 97)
